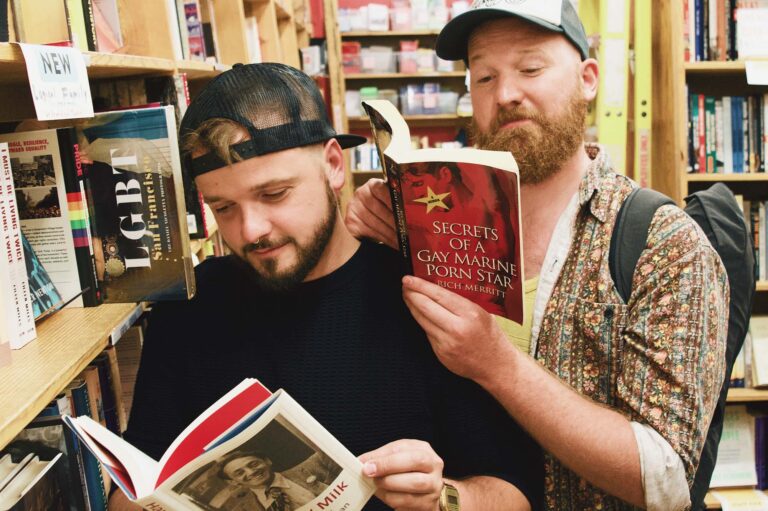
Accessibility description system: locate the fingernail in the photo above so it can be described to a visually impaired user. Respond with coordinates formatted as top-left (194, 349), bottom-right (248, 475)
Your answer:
top-left (402, 276), bottom-right (411, 285)
top-left (363, 462), bottom-right (377, 477)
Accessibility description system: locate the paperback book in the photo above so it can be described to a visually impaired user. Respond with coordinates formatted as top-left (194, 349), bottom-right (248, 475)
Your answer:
top-left (64, 379), bottom-right (375, 511)
top-left (74, 106), bottom-right (196, 302)
top-left (0, 128), bottom-right (101, 308)
top-left (363, 100), bottom-right (525, 324)
top-left (0, 141), bottom-right (36, 351)
top-left (21, 232), bottom-right (64, 322)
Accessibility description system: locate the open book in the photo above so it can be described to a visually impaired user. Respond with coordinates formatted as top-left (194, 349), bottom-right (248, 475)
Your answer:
top-left (63, 379), bottom-right (375, 511)
top-left (362, 100), bottom-right (525, 325)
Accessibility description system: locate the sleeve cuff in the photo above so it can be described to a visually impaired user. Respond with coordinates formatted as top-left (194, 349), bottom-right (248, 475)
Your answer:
top-left (630, 421), bottom-right (690, 511)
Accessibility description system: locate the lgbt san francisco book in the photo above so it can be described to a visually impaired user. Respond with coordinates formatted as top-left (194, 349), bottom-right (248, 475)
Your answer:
top-left (362, 100), bottom-right (524, 324)
top-left (74, 106), bottom-right (195, 302)
top-left (64, 379), bottom-right (375, 511)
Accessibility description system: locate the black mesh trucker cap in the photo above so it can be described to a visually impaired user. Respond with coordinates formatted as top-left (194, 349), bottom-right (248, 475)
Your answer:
top-left (436, 0), bottom-right (589, 62)
top-left (180, 63), bottom-right (366, 177)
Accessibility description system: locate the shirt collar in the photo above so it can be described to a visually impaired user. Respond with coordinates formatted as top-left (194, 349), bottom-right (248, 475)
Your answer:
top-left (576, 144), bottom-right (614, 224)
top-left (255, 473), bottom-right (293, 501)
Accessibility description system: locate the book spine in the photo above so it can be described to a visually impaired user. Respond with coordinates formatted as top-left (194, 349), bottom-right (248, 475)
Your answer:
top-left (381, 158), bottom-right (411, 270)
top-left (706, 96), bottom-right (716, 172)
top-left (70, 382), bottom-right (108, 511)
top-left (81, 0), bottom-right (98, 51)
top-left (698, 94), bottom-right (707, 172)
top-left (62, 419), bottom-right (91, 511)
top-left (0, 143), bottom-right (36, 349)
top-left (723, 96), bottom-right (733, 172)
top-left (728, 0), bottom-right (738, 59)
top-left (0, 0), bottom-right (9, 42)
top-left (716, 98), bottom-right (724, 172)
top-left (92, 355), bottom-right (120, 434)
top-left (57, 129), bottom-right (102, 307)
top-left (64, 0), bottom-right (90, 51)
top-left (695, 0), bottom-right (703, 60)
top-left (756, 416), bottom-right (767, 490)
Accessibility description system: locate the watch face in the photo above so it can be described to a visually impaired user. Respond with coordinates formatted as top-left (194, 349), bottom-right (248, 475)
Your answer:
top-left (440, 484), bottom-right (460, 511)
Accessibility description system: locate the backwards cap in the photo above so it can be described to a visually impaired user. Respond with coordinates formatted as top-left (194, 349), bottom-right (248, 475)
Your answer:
top-left (180, 62), bottom-right (365, 177)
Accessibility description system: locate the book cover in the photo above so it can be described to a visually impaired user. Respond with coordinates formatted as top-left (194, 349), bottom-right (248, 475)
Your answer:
top-left (0, 454), bottom-right (65, 511)
top-left (74, 106), bottom-right (196, 302)
top-left (0, 128), bottom-right (102, 308)
top-left (184, 1), bottom-right (207, 62)
top-left (64, 379), bottom-right (376, 511)
top-left (710, 405), bottom-right (758, 488)
top-left (363, 100), bottom-right (525, 325)
top-left (91, 0), bottom-right (123, 52)
top-left (21, 232), bottom-right (64, 322)
top-left (64, 0), bottom-right (89, 51)
top-left (4, 413), bottom-right (86, 511)
top-left (0, 142), bottom-right (36, 350)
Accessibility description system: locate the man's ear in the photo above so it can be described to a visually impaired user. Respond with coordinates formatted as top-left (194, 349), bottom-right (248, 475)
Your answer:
top-left (580, 58), bottom-right (599, 103)
top-left (323, 138), bottom-right (346, 192)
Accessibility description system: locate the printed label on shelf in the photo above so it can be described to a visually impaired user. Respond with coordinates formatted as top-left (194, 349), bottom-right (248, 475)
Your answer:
top-left (18, 43), bottom-right (94, 121)
top-left (746, 61), bottom-right (768, 86)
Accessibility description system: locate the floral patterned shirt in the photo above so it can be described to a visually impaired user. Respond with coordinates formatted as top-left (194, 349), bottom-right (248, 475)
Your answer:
top-left (534, 146), bottom-right (729, 510)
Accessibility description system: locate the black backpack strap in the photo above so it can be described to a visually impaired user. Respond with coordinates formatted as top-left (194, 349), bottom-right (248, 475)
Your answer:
top-left (610, 188), bottom-right (676, 303)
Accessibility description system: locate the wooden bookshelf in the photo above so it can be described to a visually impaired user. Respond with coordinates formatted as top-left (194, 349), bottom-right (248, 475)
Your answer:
top-left (0, 43), bottom-right (176, 83)
top-left (345, 71), bottom-right (466, 80)
top-left (726, 387), bottom-right (768, 402)
top-left (685, 61), bottom-right (749, 74)
top-left (341, 29), bottom-right (442, 37)
top-left (0, 303), bottom-right (141, 449)
top-left (686, 173), bottom-right (768, 182)
top-left (685, 59), bottom-right (768, 75)
top-left (757, 281), bottom-right (768, 292)
top-left (176, 60), bottom-right (229, 80)
top-left (0, 43), bottom-right (231, 83)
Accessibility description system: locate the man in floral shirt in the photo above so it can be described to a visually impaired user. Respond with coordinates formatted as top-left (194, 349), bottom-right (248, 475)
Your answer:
top-left (346, 1), bottom-right (729, 510)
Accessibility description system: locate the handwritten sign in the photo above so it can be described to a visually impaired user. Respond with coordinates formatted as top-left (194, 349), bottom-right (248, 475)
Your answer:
top-left (19, 43), bottom-right (94, 120)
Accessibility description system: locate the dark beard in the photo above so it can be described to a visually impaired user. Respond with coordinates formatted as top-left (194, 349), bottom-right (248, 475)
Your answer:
top-left (236, 183), bottom-right (338, 293)
top-left (469, 87), bottom-right (588, 185)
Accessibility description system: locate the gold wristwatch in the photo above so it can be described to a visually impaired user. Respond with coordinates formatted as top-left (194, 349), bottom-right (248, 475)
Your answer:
top-left (439, 482), bottom-right (460, 511)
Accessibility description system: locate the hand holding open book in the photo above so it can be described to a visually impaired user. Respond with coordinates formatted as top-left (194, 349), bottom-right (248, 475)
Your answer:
top-left (63, 379), bottom-right (375, 510)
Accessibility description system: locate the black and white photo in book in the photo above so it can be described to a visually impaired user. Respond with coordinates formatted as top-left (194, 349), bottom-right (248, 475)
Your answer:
top-left (170, 415), bottom-right (343, 511)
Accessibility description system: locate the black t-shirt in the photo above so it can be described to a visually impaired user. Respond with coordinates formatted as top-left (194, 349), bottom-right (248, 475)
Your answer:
top-left (124, 241), bottom-right (543, 509)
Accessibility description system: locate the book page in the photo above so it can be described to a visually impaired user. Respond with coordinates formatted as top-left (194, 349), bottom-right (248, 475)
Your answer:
top-left (155, 379), bottom-right (272, 487)
top-left (710, 405), bottom-right (758, 488)
top-left (154, 391), bottom-right (375, 511)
